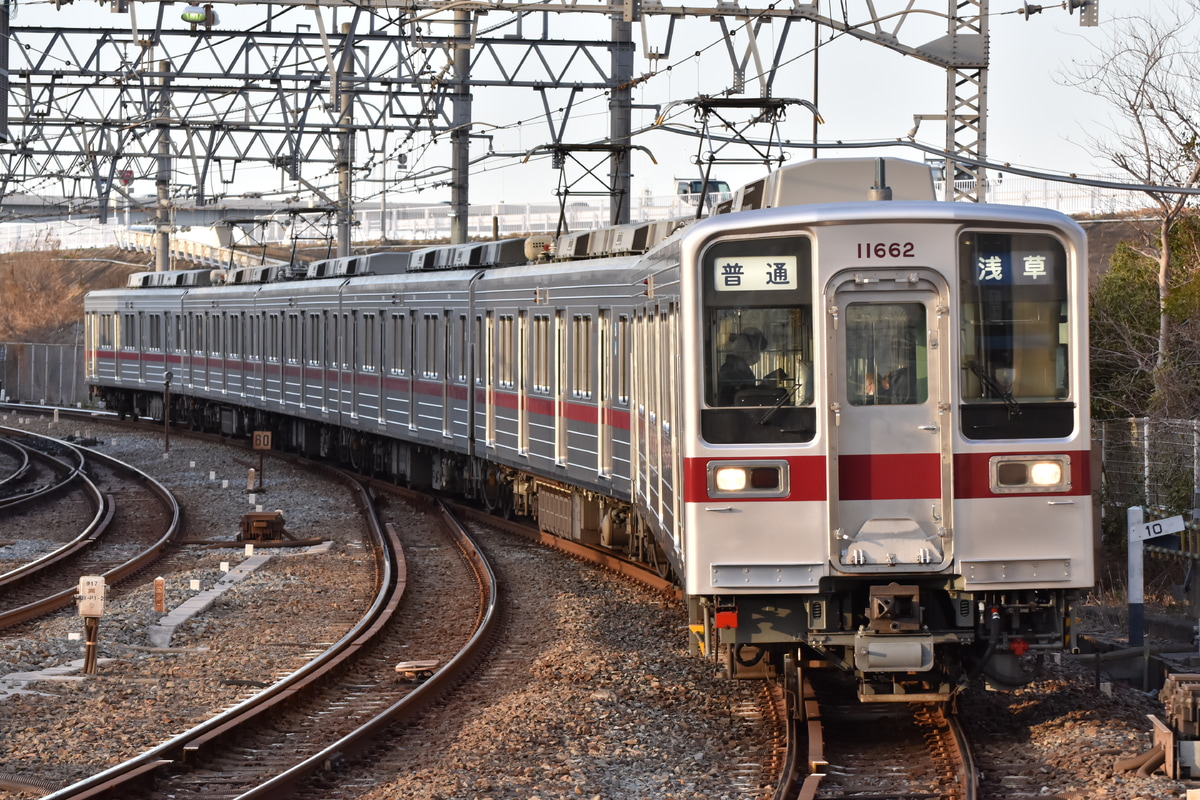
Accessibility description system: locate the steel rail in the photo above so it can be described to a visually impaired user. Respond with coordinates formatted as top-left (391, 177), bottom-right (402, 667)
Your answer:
top-left (0, 426), bottom-right (87, 510)
top-left (38, 466), bottom-right (397, 800)
top-left (0, 436), bottom-right (31, 487)
top-left (0, 437), bottom-right (178, 628)
top-left (794, 688), bottom-right (977, 800)
top-left (0, 431), bottom-right (109, 593)
top-left (231, 497), bottom-right (501, 800)
top-left (946, 706), bottom-right (979, 800)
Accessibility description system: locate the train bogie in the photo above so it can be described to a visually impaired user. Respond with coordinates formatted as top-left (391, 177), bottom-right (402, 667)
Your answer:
top-left (85, 157), bottom-right (1095, 701)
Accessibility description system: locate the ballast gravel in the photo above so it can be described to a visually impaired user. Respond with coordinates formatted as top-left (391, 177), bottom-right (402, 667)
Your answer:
top-left (0, 409), bottom-right (1196, 799)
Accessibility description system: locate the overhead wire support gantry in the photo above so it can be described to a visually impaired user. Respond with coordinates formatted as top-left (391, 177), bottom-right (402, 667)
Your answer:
top-left (0, 0), bottom-right (1099, 256)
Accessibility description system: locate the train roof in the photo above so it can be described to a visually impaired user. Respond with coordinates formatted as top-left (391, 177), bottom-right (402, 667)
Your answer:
top-left (720, 157), bottom-right (935, 213)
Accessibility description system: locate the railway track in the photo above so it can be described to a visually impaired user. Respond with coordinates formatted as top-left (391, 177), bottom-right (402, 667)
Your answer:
top-left (792, 666), bottom-right (977, 800)
top-left (0, 435), bottom-right (29, 488)
top-left (30, 476), bottom-right (493, 800)
top-left (0, 426), bottom-right (179, 629)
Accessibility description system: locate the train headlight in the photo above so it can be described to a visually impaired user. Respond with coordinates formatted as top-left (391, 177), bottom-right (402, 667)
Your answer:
top-left (989, 455), bottom-right (1070, 494)
top-left (714, 466), bottom-right (748, 492)
top-left (707, 461), bottom-right (788, 498)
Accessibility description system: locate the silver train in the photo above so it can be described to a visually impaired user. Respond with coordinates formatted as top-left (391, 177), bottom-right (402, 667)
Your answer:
top-left (85, 157), bottom-right (1096, 701)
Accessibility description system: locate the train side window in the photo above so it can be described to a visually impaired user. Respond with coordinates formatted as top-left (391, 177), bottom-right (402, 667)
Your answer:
top-left (423, 314), bottom-right (439, 378)
top-left (210, 314), bottom-right (222, 356)
top-left (958, 231), bottom-right (1073, 439)
top-left (362, 313), bottom-right (377, 371)
top-left (573, 314), bottom-right (592, 399)
top-left (474, 315), bottom-right (486, 386)
top-left (306, 314), bottom-right (319, 367)
top-left (148, 314), bottom-right (162, 351)
top-left (121, 312), bottom-right (136, 349)
top-left (228, 314), bottom-right (240, 357)
top-left (533, 315), bottom-right (551, 393)
top-left (288, 314), bottom-right (302, 365)
top-left (845, 303), bottom-right (927, 406)
top-left (389, 314), bottom-right (405, 374)
top-left (616, 315), bottom-right (630, 406)
top-left (498, 315), bottom-right (515, 388)
top-left (458, 314), bottom-right (469, 383)
top-left (193, 314), bottom-right (205, 355)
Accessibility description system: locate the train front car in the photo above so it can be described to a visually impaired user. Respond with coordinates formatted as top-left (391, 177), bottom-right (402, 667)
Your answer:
top-left (680, 163), bottom-right (1093, 701)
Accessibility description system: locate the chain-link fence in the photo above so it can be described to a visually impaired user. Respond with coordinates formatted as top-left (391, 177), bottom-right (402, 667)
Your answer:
top-left (1094, 418), bottom-right (1200, 515)
top-left (0, 343), bottom-right (87, 407)
top-left (1093, 417), bottom-right (1200, 560)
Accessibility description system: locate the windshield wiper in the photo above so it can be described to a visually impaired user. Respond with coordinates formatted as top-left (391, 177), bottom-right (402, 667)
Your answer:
top-left (758, 383), bottom-right (800, 425)
top-left (968, 361), bottom-right (1022, 417)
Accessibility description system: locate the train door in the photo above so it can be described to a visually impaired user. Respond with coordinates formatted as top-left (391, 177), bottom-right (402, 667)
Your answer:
top-left (442, 311), bottom-right (452, 438)
top-left (136, 311), bottom-right (146, 384)
top-left (517, 311), bottom-right (529, 454)
top-left (484, 312), bottom-right (496, 446)
top-left (554, 311), bottom-right (566, 465)
top-left (325, 310), bottom-right (337, 413)
top-left (827, 269), bottom-right (953, 573)
top-left (350, 310), bottom-right (359, 419)
top-left (407, 314), bottom-right (418, 431)
top-left (214, 313), bottom-right (226, 394)
top-left (597, 311), bottom-right (610, 477)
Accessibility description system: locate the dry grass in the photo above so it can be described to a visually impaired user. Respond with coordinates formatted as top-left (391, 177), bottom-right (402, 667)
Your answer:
top-left (0, 233), bottom-right (149, 344)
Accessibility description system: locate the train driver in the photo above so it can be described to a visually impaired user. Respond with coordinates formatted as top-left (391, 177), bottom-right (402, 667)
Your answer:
top-left (717, 328), bottom-right (767, 405)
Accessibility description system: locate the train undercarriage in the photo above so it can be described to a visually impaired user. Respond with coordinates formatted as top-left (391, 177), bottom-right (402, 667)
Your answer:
top-left (693, 581), bottom-right (1078, 702)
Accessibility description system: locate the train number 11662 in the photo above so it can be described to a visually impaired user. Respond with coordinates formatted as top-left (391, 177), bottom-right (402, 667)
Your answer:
top-left (857, 242), bottom-right (915, 259)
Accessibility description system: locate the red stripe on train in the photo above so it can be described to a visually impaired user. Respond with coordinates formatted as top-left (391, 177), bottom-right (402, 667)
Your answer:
top-left (838, 453), bottom-right (941, 500)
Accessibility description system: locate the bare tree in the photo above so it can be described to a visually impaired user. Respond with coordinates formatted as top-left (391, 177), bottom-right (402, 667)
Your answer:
top-left (1063, 3), bottom-right (1200, 382)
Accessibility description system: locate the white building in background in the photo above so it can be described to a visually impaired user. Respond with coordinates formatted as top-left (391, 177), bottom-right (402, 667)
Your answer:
top-left (0, 175), bottom-right (1154, 255)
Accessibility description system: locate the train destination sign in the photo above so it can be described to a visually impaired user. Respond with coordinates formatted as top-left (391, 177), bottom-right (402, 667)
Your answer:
top-left (714, 255), bottom-right (798, 292)
top-left (973, 242), bottom-right (1061, 286)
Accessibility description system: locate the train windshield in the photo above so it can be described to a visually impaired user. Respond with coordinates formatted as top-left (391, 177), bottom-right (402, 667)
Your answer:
top-left (699, 236), bottom-right (815, 444)
top-left (958, 231), bottom-right (1073, 439)
top-left (845, 303), bottom-right (928, 406)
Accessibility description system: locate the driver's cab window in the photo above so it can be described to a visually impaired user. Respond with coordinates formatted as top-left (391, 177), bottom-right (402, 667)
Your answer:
top-left (700, 235), bottom-right (815, 445)
top-left (712, 311), bottom-right (813, 407)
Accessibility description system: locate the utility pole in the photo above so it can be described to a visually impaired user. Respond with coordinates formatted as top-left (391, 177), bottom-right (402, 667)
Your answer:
top-left (450, 9), bottom-right (472, 244)
top-left (155, 60), bottom-right (171, 272)
top-left (335, 23), bottom-right (355, 258)
top-left (608, 11), bottom-right (634, 226)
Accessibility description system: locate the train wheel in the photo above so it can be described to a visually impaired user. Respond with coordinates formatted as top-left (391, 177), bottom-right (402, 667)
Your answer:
top-left (477, 463), bottom-right (512, 518)
top-left (650, 545), bottom-right (674, 581)
top-left (481, 464), bottom-right (503, 512)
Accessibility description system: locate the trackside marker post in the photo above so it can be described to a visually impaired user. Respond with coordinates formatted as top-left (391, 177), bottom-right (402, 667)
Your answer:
top-left (76, 576), bottom-right (106, 675)
top-left (1128, 506), bottom-right (1186, 646)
